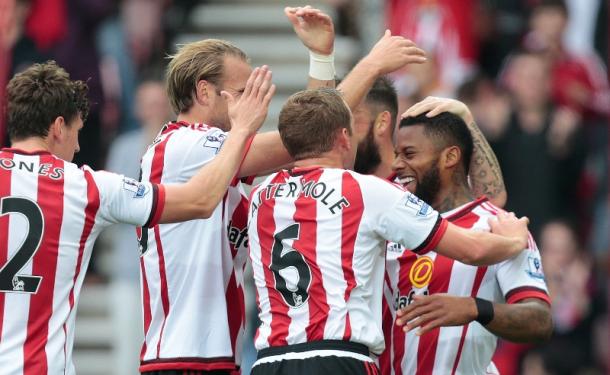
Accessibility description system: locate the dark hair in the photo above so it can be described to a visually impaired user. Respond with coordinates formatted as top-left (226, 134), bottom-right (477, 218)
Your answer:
top-left (533, 0), bottom-right (568, 16)
top-left (399, 112), bottom-right (473, 174)
top-left (6, 60), bottom-right (89, 142)
top-left (365, 76), bottom-right (398, 129)
top-left (278, 88), bottom-right (351, 160)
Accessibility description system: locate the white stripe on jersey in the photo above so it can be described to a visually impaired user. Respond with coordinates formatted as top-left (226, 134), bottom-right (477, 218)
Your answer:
top-left (0, 153), bottom-right (38, 374)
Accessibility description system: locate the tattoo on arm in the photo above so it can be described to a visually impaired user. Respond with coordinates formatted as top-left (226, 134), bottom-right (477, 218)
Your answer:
top-left (468, 121), bottom-right (506, 204)
top-left (485, 299), bottom-right (552, 343)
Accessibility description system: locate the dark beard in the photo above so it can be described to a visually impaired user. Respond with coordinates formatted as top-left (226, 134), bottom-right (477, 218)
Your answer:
top-left (354, 123), bottom-right (381, 174)
top-left (414, 161), bottom-right (441, 205)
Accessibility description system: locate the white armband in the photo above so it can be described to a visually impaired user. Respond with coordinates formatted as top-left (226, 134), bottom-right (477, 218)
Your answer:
top-left (309, 51), bottom-right (335, 81)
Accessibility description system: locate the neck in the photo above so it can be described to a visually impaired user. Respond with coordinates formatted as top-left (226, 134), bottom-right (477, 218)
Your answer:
top-left (177, 107), bottom-right (222, 129)
top-left (10, 137), bottom-right (50, 153)
top-left (432, 173), bottom-right (473, 213)
top-left (293, 152), bottom-right (344, 170)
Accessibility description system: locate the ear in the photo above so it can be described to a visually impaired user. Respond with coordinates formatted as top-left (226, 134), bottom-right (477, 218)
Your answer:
top-left (441, 146), bottom-right (461, 170)
top-left (49, 116), bottom-right (66, 142)
top-left (194, 80), bottom-right (211, 106)
top-left (337, 127), bottom-right (352, 151)
top-left (374, 110), bottom-right (392, 136)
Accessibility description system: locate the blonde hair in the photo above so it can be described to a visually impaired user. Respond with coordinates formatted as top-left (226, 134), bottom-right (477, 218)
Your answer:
top-left (166, 39), bottom-right (247, 114)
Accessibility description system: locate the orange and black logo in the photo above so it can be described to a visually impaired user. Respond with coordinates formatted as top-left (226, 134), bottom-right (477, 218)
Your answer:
top-left (409, 256), bottom-right (434, 288)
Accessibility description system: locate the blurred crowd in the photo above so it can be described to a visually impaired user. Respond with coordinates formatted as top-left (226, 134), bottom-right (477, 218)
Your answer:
top-left (0, 0), bottom-right (607, 374)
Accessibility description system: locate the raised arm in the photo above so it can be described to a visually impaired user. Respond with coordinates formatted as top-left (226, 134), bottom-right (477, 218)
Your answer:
top-left (285, 6), bottom-right (335, 89)
top-left (160, 67), bottom-right (275, 222)
top-left (338, 30), bottom-right (426, 111)
top-left (395, 295), bottom-right (552, 343)
top-left (435, 211), bottom-right (528, 266)
top-left (403, 97), bottom-right (507, 207)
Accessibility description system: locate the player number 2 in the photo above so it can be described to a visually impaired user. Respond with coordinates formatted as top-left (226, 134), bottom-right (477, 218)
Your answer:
top-left (271, 223), bottom-right (312, 308)
top-left (0, 197), bottom-right (44, 294)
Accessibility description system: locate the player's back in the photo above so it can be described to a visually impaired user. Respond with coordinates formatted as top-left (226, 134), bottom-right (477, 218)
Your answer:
top-left (382, 197), bottom-right (549, 375)
top-left (138, 122), bottom-right (249, 372)
top-left (248, 166), bottom-right (444, 355)
top-left (0, 148), bottom-right (137, 374)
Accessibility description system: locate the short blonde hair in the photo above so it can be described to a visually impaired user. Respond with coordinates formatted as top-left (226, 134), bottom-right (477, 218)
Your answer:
top-left (166, 39), bottom-right (247, 114)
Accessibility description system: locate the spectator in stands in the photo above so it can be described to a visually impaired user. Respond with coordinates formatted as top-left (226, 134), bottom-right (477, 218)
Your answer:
top-left (485, 50), bottom-right (586, 238)
top-left (520, 219), bottom-right (606, 374)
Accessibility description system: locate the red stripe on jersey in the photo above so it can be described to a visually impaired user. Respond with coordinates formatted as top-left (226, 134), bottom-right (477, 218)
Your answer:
top-left (379, 297), bottom-right (392, 374)
top-left (61, 169), bottom-right (101, 358)
top-left (225, 272), bottom-right (241, 355)
top-left (140, 259), bottom-right (152, 360)
top-left (258, 173), bottom-right (290, 346)
top-left (23, 156), bottom-right (65, 375)
top-left (416, 256), bottom-right (455, 375)
top-left (226, 192), bottom-right (248, 354)
top-left (340, 172), bottom-right (364, 340)
top-left (451, 266), bottom-right (488, 374)
top-left (291, 169), bottom-right (328, 341)
top-left (394, 253), bottom-right (420, 375)
top-left (149, 134), bottom-right (172, 357)
top-left (153, 226), bottom-right (170, 357)
top-left (0, 152), bottom-right (13, 343)
top-left (506, 286), bottom-right (551, 305)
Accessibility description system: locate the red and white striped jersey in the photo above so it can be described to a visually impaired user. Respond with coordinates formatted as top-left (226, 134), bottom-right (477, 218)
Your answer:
top-left (381, 197), bottom-right (550, 375)
top-left (248, 166), bottom-right (448, 355)
top-left (0, 148), bottom-right (163, 375)
top-left (138, 122), bottom-right (251, 372)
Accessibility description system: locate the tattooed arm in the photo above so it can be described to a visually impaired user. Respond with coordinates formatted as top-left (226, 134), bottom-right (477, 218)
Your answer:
top-left (402, 97), bottom-right (507, 207)
top-left (396, 295), bottom-right (552, 343)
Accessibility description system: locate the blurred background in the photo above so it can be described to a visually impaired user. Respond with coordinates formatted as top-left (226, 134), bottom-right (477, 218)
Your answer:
top-left (0, 0), bottom-right (607, 374)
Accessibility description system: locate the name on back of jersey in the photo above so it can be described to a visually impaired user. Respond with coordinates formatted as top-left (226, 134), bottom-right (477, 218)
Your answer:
top-left (251, 179), bottom-right (350, 215)
top-left (0, 158), bottom-right (63, 180)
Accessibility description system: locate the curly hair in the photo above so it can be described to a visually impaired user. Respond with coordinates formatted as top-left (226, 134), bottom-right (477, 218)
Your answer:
top-left (6, 60), bottom-right (89, 142)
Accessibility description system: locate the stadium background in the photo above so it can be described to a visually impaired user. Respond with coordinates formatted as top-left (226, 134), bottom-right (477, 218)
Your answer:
top-left (0, 0), bottom-right (607, 374)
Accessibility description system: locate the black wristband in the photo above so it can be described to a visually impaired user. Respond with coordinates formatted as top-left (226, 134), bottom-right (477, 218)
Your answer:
top-left (474, 298), bottom-right (494, 326)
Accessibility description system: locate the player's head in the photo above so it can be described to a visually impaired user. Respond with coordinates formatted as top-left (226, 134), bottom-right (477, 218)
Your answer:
top-left (352, 76), bottom-right (398, 174)
top-left (166, 39), bottom-right (250, 130)
top-left (392, 112), bottom-right (473, 205)
top-left (6, 60), bottom-right (89, 162)
top-left (279, 88), bottom-right (355, 167)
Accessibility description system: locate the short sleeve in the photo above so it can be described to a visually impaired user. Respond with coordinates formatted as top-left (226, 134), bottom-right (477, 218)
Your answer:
top-left (375, 191), bottom-right (448, 253)
top-left (90, 169), bottom-right (165, 227)
top-left (496, 235), bottom-right (550, 305)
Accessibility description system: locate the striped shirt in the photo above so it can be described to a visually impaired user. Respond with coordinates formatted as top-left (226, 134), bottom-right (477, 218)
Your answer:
top-left (248, 166), bottom-right (447, 355)
top-left (381, 197), bottom-right (550, 375)
top-left (138, 122), bottom-right (251, 372)
top-left (0, 148), bottom-right (163, 375)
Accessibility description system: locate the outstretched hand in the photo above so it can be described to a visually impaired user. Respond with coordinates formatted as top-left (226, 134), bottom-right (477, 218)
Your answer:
top-left (362, 30), bottom-right (427, 75)
top-left (285, 6), bottom-right (334, 55)
top-left (222, 65), bottom-right (276, 135)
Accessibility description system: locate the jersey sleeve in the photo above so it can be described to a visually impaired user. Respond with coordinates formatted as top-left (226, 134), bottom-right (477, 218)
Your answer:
top-left (496, 235), bottom-right (551, 305)
top-left (178, 127), bottom-right (229, 180)
top-left (374, 189), bottom-right (448, 253)
top-left (89, 169), bottom-right (165, 227)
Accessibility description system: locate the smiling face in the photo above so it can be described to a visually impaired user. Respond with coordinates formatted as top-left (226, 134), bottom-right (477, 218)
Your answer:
top-left (392, 124), bottom-right (443, 204)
